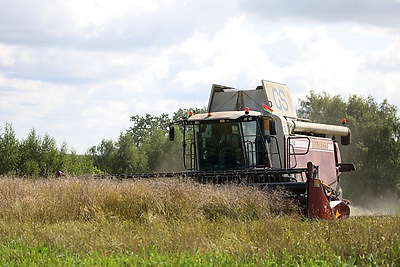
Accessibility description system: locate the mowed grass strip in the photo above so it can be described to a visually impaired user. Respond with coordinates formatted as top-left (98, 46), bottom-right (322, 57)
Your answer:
top-left (0, 176), bottom-right (399, 266)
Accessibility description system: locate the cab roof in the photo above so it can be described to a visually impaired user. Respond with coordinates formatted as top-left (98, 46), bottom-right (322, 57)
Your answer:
top-left (187, 110), bottom-right (262, 122)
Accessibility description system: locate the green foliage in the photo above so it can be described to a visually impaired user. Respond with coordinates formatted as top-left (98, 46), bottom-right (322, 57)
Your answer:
top-left (128, 113), bottom-right (171, 147)
top-left (88, 139), bottom-right (116, 174)
top-left (0, 124), bottom-right (99, 177)
top-left (0, 123), bottom-right (19, 175)
top-left (62, 150), bottom-right (102, 175)
top-left (19, 128), bottom-right (42, 176)
top-left (299, 91), bottom-right (400, 204)
top-left (90, 107), bottom-right (205, 174)
top-left (114, 132), bottom-right (147, 173)
top-left (88, 134), bottom-right (147, 174)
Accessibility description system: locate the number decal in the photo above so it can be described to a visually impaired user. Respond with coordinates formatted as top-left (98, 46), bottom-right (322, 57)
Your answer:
top-left (272, 88), bottom-right (289, 111)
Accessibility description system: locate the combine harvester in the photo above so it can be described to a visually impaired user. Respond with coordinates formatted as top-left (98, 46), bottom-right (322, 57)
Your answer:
top-left (114, 80), bottom-right (355, 219)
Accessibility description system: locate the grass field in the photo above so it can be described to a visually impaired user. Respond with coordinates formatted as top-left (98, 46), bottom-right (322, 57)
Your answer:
top-left (0, 176), bottom-right (399, 266)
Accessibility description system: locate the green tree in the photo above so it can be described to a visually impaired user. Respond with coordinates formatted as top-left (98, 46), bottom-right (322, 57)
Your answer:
top-left (19, 128), bottom-right (42, 177)
top-left (40, 133), bottom-right (62, 176)
top-left (127, 124), bottom-right (184, 173)
top-left (88, 139), bottom-right (116, 174)
top-left (0, 123), bottom-right (19, 175)
top-left (88, 108), bottom-right (201, 174)
top-left (88, 107), bottom-right (206, 174)
top-left (298, 92), bottom-right (400, 204)
top-left (114, 132), bottom-right (147, 173)
top-left (128, 113), bottom-right (171, 147)
top-left (63, 150), bottom-right (102, 175)
top-left (0, 124), bottom-right (101, 177)
top-left (153, 124), bottom-right (184, 172)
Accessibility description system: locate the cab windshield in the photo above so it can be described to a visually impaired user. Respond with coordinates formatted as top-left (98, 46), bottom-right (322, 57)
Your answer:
top-left (192, 120), bottom-right (267, 171)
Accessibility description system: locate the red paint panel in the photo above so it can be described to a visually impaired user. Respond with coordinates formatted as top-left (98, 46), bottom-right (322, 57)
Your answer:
top-left (288, 137), bottom-right (338, 185)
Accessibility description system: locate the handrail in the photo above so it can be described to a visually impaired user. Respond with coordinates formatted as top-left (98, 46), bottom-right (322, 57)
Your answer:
top-left (287, 136), bottom-right (311, 169)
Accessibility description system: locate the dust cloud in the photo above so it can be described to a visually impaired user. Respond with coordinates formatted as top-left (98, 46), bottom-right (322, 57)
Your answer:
top-left (350, 196), bottom-right (400, 216)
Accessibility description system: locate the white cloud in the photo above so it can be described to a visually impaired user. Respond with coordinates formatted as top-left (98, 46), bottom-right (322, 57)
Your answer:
top-left (358, 36), bottom-right (400, 101)
top-left (273, 27), bottom-right (361, 91)
top-left (66, 0), bottom-right (179, 29)
top-left (0, 0), bottom-right (238, 51)
top-left (171, 22), bottom-right (363, 98)
top-left (171, 16), bottom-right (280, 89)
top-left (239, 0), bottom-right (400, 28)
top-left (349, 25), bottom-right (394, 39)
top-left (0, 44), bottom-right (17, 66)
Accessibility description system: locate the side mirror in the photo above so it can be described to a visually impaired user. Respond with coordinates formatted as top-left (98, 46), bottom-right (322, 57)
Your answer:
top-left (338, 163), bottom-right (355, 172)
top-left (169, 126), bottom-right (175, 141)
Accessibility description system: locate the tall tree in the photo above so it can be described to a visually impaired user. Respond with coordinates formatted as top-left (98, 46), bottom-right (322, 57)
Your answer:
top-left (88, 139), bottom-right (116, 174)
top-left (40, 133), bottom-right (62, 176)
top-left (0, 123), bottom-right (19, 175)
top-left (128, 113), bottom-right (171, 147)
top-left (114, 132), bottom-right (147, 173)
top-left (19, 128), bottom-right (42, 177)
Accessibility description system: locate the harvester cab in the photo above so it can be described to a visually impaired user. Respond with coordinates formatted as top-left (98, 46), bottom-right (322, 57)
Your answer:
top-left (170, 80), bottom-right (355, 219)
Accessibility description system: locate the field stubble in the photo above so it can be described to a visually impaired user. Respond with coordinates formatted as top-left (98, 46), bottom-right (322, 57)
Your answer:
top-left (0, 175), bottom-right (399, 265)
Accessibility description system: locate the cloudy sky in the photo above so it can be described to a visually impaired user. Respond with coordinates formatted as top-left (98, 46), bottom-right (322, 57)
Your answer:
top-left (1, 0), bottom-right (400, 153)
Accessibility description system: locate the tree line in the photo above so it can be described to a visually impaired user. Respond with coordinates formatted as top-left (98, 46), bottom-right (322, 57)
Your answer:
top-left (87, 108), bottom-right (205, 174)
top-left (0, 124), bottom-right (100, 177)
top-left (0, 108), bottom-right (203, 177)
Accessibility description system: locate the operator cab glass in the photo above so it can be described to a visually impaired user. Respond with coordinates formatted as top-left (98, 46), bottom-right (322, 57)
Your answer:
top-left (191, 119), bottom-right (267, 171)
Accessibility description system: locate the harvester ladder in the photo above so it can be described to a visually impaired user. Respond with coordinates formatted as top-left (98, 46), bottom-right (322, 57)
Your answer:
top-left (183, 133), bottom-right (197, 170)
top-left (268, 136), bottom-right (283, 168)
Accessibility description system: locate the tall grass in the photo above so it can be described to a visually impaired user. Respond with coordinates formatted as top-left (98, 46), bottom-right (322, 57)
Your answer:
top-left (0, 176), bottom-right (294, 223)
top-left (0, 175), bottom-right (398, 265)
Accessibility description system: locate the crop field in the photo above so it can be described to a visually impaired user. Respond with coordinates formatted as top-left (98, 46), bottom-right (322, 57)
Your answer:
top-left (0, 176), bottom-right (399, 266)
